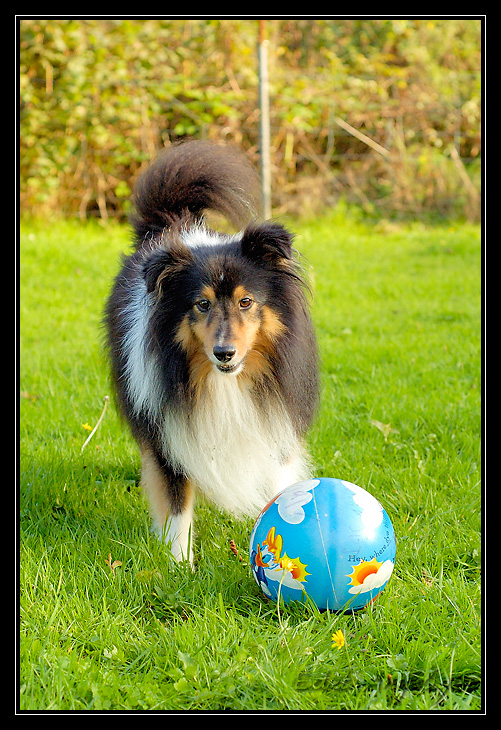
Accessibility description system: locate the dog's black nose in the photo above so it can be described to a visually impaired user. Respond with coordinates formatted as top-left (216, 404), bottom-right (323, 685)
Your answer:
top-left (213, 345), bottom-right (236, 363)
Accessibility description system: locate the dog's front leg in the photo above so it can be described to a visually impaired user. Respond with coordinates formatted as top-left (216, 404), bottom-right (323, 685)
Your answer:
top-left (140, 445), bottom-right (194, 567)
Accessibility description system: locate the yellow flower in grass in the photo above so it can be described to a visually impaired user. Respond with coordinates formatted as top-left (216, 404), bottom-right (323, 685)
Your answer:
top-left (82, 422), bottom-right (93, 431)
top-left (331, 629), bottom-right (345, 650)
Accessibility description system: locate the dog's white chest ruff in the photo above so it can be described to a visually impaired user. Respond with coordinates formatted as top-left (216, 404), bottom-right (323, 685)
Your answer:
top-left (160, 371), bottom-right (308, 516)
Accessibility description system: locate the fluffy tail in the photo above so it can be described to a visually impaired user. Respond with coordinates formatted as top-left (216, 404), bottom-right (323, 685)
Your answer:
top-left (131, 140), bottom-right (262, 244)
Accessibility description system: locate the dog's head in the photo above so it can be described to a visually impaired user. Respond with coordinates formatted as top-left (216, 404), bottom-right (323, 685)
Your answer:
top-left (142, 223), bottom-right (297, 384)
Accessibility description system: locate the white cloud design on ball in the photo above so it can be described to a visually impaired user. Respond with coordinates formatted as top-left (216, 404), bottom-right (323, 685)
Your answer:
top-left (275, 479), bottom-right (320, 524)
top-left (341, 479), bottom-right (383, 530)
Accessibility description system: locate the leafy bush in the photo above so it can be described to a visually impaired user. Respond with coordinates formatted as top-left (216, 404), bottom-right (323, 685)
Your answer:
top-left (19, 19), bottom-right (481, 220)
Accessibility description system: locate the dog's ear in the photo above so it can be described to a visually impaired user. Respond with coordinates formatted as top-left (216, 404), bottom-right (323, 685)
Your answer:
top-left (142, 243), bottom-right (193, 294)
top-left (241, 222), bottom-right (293, 265)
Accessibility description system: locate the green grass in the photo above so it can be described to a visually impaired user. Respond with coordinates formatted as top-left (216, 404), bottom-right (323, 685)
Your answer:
top-left (19, 213), bottom-right (482, 711)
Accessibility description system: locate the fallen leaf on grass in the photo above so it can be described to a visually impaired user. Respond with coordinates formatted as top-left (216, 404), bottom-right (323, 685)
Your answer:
top-left (105, 553), bottom-right (122, 576)
top-left (21, 391), bottom-right (40, 401)
top-left (370, 419), bottom-right (399, 442)
top-left (422, 571), bottom-right (433, 587)
top-left (229, 539), bottom-right (243, 562)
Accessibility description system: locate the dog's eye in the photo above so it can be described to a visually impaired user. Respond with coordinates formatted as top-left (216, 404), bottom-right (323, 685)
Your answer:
top-left (196, 299), bottom-right (211, 312)
top-left (239, 297), bottom-right (253, 310)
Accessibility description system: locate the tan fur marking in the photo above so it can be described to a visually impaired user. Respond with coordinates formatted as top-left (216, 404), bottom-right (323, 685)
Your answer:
top-left (261, 304), bottom-right (286, 340)
top-left (187, 348), bottom-right (214, 397)
top-left (231, 315), bottom-right (260, 357)
top-left (238, 330), bottom-right (274, 384)
top-left (192, 315), bottom-right (220, 353)
top-left (233, 285), bottom-right (250, 303)
top-left (238, 305), bottom-right (285, 385)
top-left (200, 285), bottom-right (216, 302)
top-left (140, 445), bottom-right (171, 531)
top-left (174, 314), bottom-right (194, 349)
top-left (175, 316), bottom-right (214, 398)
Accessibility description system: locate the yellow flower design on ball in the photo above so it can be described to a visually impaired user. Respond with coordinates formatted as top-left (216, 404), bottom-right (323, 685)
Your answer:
top-left (279, 552), bottom-right (310, 582)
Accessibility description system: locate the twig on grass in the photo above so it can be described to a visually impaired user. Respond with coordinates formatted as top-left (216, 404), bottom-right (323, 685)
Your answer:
top-left (80, 395), bottom-right (109, 454)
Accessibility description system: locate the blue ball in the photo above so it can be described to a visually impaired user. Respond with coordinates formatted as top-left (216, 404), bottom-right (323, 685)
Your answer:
top-left (249, 478), bottom-right (396, 612)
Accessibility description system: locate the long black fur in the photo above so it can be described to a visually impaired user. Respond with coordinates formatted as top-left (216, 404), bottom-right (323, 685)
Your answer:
top-left (131, 140), bottom-right (262, 243)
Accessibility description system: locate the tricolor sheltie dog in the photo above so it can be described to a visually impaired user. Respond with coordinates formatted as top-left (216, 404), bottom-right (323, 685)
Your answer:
top-left (104, 141), bottom-right (319, 565)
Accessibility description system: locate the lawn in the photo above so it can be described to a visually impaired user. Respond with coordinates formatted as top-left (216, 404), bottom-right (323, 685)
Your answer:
top-left (18, 212), bottom-right (482, 711)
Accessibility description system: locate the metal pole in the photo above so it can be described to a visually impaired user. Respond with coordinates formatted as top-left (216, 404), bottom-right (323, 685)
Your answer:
top-left (258, 20), bottom-right (272, 219)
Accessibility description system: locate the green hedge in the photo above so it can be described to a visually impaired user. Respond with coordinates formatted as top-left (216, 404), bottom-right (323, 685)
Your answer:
top-left (19, 19), bottom-right (481, 220)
